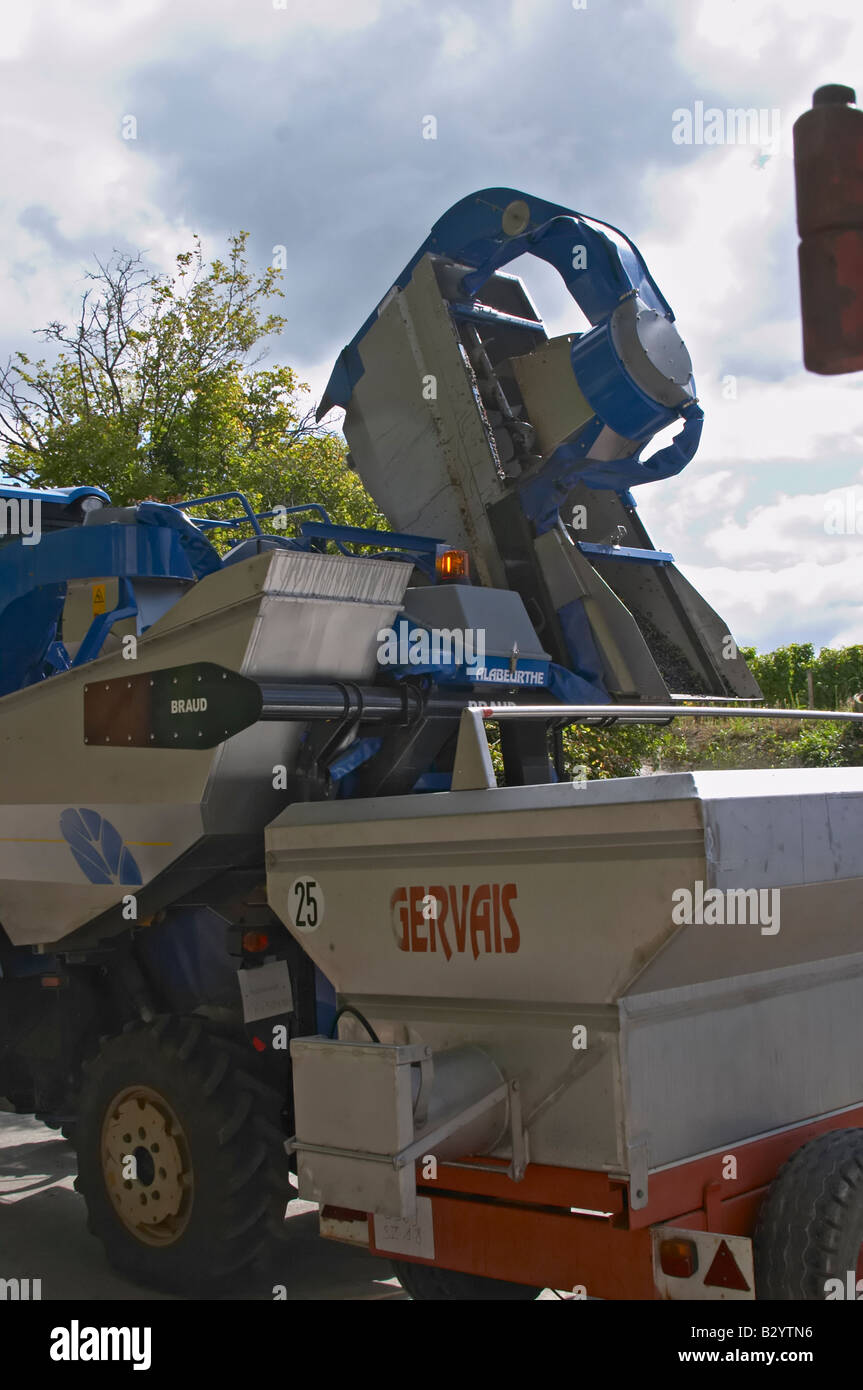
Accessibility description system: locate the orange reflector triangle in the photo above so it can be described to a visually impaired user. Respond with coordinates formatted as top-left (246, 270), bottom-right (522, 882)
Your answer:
top-left (704, 1239), bottom-right (750, 1292)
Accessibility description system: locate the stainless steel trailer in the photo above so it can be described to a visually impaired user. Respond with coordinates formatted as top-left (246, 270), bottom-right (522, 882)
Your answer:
top-left (267, 709), bottom-right (863, 1300)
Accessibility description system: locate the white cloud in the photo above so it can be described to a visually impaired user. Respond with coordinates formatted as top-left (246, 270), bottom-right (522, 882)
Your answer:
top-left (438, 9), bottom-right (481, 61)
top-left (826, 623), bottom-right (863, 649)
top-left (698, 375), bottom-right (863, 464)
top-left (0, 6), bottom-right (35, 59)
top-left (0, 0), bottom-right (399, 357)
top-left (702, 482), bottom-right (863, 565)
top-left (0, 7), bottom-right (205, 356)
top-left (638, 467), bottom-right (863, 650)
top-left (683, 552), bottom-right (863, 650)
top-left (669, 0), bottom-right (858, 89)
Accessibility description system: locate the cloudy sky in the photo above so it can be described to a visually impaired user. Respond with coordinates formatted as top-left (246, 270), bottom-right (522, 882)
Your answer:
top-left (2, 0), bottom-right (862, 652)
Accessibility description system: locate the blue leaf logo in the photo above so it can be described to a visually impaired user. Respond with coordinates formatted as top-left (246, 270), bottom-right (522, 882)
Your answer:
top-left (60, 808), bottom-right (143, 886)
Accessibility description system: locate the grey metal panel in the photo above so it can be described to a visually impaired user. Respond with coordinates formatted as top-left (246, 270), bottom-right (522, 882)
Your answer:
top-left (661, 567), bottom-right (762, 700)
top-left (510, 334), bottom-right (593, 455)
top-left (402, 585), bottom-right (549, 665)
top-left (333, 996), bottom-right (626, 1174)
top-left (0, 801), bottom-right (204, 946)
top-left (291, 1038), bottom-right (511, 1217)
top-left (621, 955), bottom-right (863, 1167)
top-left (534, 527), bottom-right (670, 700)
top-left (269, 771), bottom-right (706, 829)
top-left (0, 550), bottom-right (411, 945)
top-left (199, 552), bottom-right (412, 832)
top-left (626, 874), bottom-right (863, 995)
top-left (694, 767), bottom-right (863, 888)
top-left (343, 255), bottom-right (509, 587)
top-left (267, 793), bottom-right (705, 1004)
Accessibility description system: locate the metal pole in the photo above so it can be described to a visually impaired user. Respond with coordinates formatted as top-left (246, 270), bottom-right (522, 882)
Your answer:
top-left (468, 703), bottom-right (863, 724)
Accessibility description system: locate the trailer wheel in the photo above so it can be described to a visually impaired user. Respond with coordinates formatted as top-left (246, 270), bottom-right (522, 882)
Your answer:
top-left (73, 1015), bottom-right (288, 1294)
top-left (392, 1260), bottom-right (542, 1300)
top-left (754, 1128), bottom-right (863, 1299)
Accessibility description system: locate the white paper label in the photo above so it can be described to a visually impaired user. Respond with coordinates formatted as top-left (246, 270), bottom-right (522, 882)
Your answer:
top-left (373, 1196), bottom-right (435, 1260)
top-left (238, 959), bottom-right (294, 1023)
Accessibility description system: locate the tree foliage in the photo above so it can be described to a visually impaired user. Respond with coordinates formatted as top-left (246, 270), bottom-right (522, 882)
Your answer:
top-left (0, 233), bottom-right (382, 527)
top-left (740, 642), bottom-right (863, 709)
top-left (559, 643), bottom-right (863, 780)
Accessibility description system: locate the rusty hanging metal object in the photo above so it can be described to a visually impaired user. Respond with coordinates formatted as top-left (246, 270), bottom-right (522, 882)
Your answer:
top-left (793, 83), bottom-right (863, 374)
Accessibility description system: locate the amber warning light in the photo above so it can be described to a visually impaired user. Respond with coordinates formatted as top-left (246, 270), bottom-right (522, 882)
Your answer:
top-left (659, 1237), bottom-right (698, 1279)
top-left (435, 548), bottom-right (470, 582)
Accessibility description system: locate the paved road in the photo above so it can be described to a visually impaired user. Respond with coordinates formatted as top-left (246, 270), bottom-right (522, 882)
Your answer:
top-left (0, 1114), bottom-right (565, 1301)
top-left (0, 1113), bottom-right (407, 1301)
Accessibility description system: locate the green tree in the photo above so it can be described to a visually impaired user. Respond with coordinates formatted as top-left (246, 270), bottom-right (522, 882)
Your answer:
top-left (0, 234), bottom-right (381, 528)
top-left (556, 643), bottom-right (863, 781)
top-left (812, 644), bottom-right (863, 709)
top-left (739, 642), bottom-right (815, 707)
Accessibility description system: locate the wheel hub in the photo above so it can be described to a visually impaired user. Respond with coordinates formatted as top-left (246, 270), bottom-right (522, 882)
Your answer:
top-left (101, 1086), bottom-right (193, 1246)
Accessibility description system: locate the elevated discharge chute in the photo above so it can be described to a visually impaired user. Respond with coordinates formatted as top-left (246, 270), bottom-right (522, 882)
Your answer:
top-left (321, 188), bottom-right (760, 704)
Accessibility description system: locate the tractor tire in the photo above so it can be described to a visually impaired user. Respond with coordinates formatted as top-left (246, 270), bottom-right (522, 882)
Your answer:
top-left (754, 1127), bottom-right (863, 1299)
top-left (392, 1260), bottom-right (542, 1301)
top-left (73, 1015), bottom-right (290, 1295)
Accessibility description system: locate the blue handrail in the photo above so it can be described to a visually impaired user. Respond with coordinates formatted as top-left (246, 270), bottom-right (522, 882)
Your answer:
top-left (174, 492), bottom-right (336, 538)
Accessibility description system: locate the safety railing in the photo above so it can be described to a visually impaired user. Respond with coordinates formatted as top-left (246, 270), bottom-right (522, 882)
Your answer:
top-left (451, 700), bottom-right (863, 791)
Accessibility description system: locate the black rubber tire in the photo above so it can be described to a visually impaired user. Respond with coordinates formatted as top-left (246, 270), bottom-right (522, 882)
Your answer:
top-left (754, 1128), bottom-right (863, 1299)
top-left (74, 1015), bottom-right (289, 1295)
top-left (392, 1260), bottom-right (542, 1301)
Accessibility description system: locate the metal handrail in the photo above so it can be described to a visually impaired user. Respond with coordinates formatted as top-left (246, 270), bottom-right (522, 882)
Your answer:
top-left (465, 703), bottom-right (863, 724)
top-left (451, 701), bottom-right (863, 791)
top-left (174, 493), bottom-right (334, 539)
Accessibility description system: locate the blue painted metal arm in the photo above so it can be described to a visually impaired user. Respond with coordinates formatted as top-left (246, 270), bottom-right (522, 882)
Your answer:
top-left (459, 212), bottom-right (669, 323)
top-left (136, 502), bottom-right (222, 579)
top-left (319, 187), bottom-right (675, 415)
top-left (575, 401), bottom-right (704, 491)
top-left (426, 190), bottom-right (672, 319)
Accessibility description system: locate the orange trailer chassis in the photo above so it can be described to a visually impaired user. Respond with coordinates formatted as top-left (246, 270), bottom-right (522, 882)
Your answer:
top-left (349, 1102), bottom-right (863, 1298)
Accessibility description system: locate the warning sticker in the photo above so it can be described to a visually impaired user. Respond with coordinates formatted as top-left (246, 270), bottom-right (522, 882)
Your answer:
top-left (92, 583), bottom-right (107, 615)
